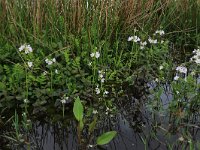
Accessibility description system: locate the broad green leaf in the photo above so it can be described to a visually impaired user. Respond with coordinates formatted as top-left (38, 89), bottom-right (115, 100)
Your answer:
top-left (73, 97), bottom-right (83, 121)
top-left (97, 131), bottom-right (117, 145)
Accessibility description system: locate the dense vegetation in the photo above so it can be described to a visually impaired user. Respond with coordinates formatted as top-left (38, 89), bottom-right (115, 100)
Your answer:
top-left (0, 0), bottom-right (200, 149)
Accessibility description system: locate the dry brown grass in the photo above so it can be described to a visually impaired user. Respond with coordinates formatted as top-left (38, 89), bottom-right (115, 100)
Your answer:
top-left (0, 0), bottom-right (199, 38)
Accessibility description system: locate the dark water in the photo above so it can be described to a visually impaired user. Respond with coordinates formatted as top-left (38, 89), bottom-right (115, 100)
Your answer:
top-left (1, 81), bottom-right (200, 150)
top-left (21, 84), bottom-right (178, 150)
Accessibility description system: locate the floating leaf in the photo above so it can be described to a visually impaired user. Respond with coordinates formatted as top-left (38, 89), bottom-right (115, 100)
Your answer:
top-left (97, 131), bottom-right (117, 145)
top-left (73, 96), bottom-right (83, 121)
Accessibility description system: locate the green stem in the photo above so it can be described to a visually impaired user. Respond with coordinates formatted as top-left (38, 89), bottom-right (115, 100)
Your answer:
top-left (26, 68), bottom-right (28, 99)
top-left (62, 104), bottom-right (65, 118)
top-left (51, 70), bottom-right (53, 91)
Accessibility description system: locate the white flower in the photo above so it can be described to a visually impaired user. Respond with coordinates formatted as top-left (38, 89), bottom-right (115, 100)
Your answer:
top-left (19, 45), bottom-right (25, 52)
top-left (52, 58), bottom-right (56, 62)
top-left (176, 66), bottom-right (187, 74)
top-left (140, 41), bottom-right (147, 46)
top-left (55, 69), bottom-right (58, 74)
top-left (88, 62), bottom-right (92, 66)
top-left (195, 59), bottom-right (200, 64)
top-left (19, 44), bottom-right (33, 54)
top-left (27, 61), bottom-right (33, 68)
top-left (60, 96), bottom-right (69, 104)
top-left (155, 30), bottom-right (165, 36)
top-left (95, 52), bottom-right (100, 58)
top-left (92, 110), bottom-right (98, 114)
top-left (99, 74), bottom-right (104, 78)
top-left (140, 46), bottom-right (144, 50)
top-left (43, 71), bottom-right (48, 75)
top-left (45, 59), bottom-right (52, 65)
top-left (191, 71), bottom-right (195, 76)
top-left (87, 144), bottom-right (94, 148)
top-left (133, 36), bottom-right (140, 42)
top-left (104, 90), bottom-right (109, 95)
top-left (24, 99), bottom-right (29, 103)
top-left (174, 75), bottom-right (179, 81)
top-left (178, 137), bottom-right (184, 142)
top-left (22, 112), bottom-right (26, 116)
top-left (101, 78), bottom-right (105, 83)
top-left (95, 86), bottom-right (100, 94)
top-left (159, 65), bottom-right (163, 70)
top-left (45, 58), bottom-right (56, 65)
top-left (128, 36), bottom-right (134, 41)
top-left (98, 70), bottom-right (105, 74)
top-left (191, 49), bottom-right (200, 64)
top-left (60, 99), bottom-right (66, 104)
top-left (134, 28), bottom-right (138, 32)
top-left (24, 45), bottom-right (33, 54)
top-left (128, 36), bottom-right (140, 42)
top-left (90, 53), bottom-right (95, 58)
top-left (148, 38), bottom-right (157, 44)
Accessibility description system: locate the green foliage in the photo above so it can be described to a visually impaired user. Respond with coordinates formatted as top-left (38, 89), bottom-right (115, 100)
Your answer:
top-left (96, 131), bottom-right (117, 145)
top-left (73, 97), bottom-right (84, 122)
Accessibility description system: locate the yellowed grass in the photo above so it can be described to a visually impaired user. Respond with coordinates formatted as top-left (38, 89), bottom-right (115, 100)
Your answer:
top-left (0, 0), bottom-right (199, 36)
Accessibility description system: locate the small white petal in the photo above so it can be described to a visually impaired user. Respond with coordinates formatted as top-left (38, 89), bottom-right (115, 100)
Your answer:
top-left (95, 52), bottom-right (100, 58)
top-left (27, 62), bottom-right (33, 68)
top-left (90, 53), bottom-right (95, 58)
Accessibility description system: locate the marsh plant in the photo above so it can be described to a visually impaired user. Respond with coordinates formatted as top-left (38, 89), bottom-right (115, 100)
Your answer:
top-left (73, 96), bottom-right (117, 149)
top-left (147, 47), bottom-right (200, 148)
top-left (0, 0), bottom-right (200, 149)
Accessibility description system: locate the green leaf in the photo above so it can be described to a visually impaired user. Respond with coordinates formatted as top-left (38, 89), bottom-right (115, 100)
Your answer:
top-left (73, 96), bottom-right (83, 121)
top-left (97, 131), bottom-right (117, 145)
top-left (0, 82), bottom-right (5, 90)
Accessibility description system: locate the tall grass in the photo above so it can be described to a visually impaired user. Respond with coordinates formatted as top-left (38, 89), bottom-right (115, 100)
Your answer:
top-left (0, 0), bottom-right (200, 52)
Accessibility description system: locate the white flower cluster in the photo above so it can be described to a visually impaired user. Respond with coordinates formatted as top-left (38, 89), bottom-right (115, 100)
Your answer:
top-left (98, 70), bottom-right (105, 83)
top-left (95, 85), bottom-right (109, 95)
top-left (128, 36), bottom-right (148, 49)
top-left (155, 30), bottom-right (165, 36)
top-left (148, 37), bottom-right (158, 44)
top-left (190, 49), bottom-right (200, 64)
top-left (90, 51), bottom-right (100, 59)
top-left (105, 107), bottom-right (110, 115)
top-left (140, 41), bottom-right (147, 50)
top-left (174, 66), bottom-right (187, 81)
top-left (45, 58), bottom-right (56, 65)
top-left (95, 85), bottom-right (100, 94)
top-left (19, 44), bottom-right (33, 54)
top-left (60, 96), bottom-right (69, 104)
top-left (128, 36), bottom-right (140, 42)
top-left (176, 66), bottom-right (187, 74)
top-left (174, 75), bottom-right (179, 81)
top-left (27, 61), bottom-right (33, 68)
top-left (92, 109), bottom-right (98, 114)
